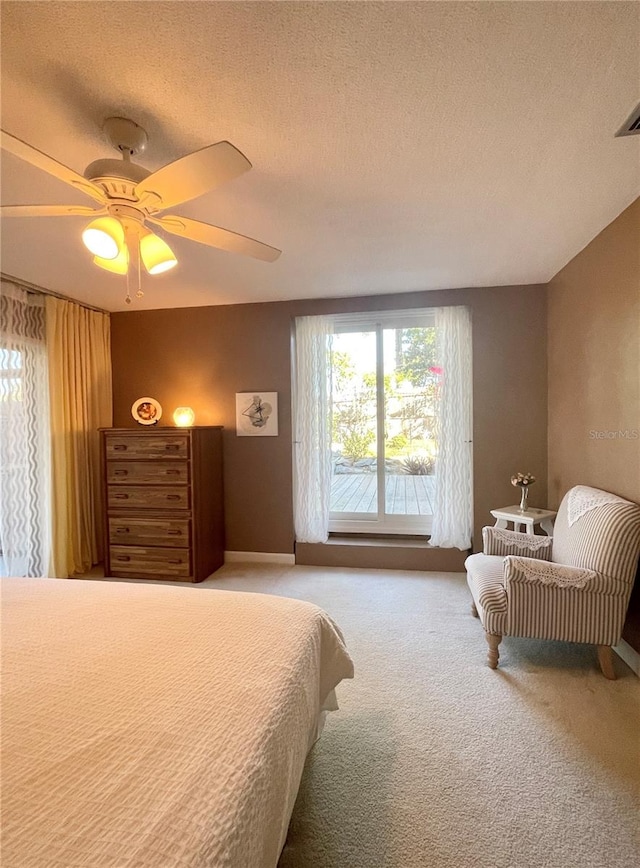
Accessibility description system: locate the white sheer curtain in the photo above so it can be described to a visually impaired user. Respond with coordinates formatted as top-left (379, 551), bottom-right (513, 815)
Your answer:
top-left (293, 315), bottom-right (334, 543)
top-left (429, 305), bottom-right (473, 550)
top-left (0, 282), bottom-right (51, 576)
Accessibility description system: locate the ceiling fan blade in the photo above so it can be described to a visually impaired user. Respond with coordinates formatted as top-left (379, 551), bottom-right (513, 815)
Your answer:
top-left (149, 214), bottom-right (281, 262)
top-left (0, 130), bottom-right (106, 205)
top-left (135, 142), bottom-right (252, 210)
top-left (1, 204), bottom-right (104, 218)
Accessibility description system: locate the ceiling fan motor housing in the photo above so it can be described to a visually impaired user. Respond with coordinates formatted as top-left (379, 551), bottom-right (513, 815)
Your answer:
top-left (83, 158), bottom-right (151, 197)
top-left (84, 158), bottom-right (150, 183)
top-left (83, 118), bottom-right (152, 200)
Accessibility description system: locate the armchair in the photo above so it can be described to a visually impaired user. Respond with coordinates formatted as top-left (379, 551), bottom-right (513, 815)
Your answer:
top-left (465, 486), bottom-right (640, 678)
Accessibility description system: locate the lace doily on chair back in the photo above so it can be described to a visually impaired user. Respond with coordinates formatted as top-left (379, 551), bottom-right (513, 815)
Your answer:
top-left (491, 528), bottom-right (551, 551)
top-left (567, 486), bottom-right (630, 527)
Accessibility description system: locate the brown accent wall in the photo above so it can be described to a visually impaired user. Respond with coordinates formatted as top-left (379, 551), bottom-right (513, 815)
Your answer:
top-left (547, 197), bottom-right (640, 651)
top-left (547, 198), bottom-right (640, 505)
top-left (111, 284), bottom-right (547, 557)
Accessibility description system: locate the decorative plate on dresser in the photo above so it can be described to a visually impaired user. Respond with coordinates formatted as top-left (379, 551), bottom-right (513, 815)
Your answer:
top-left (100, 427), bottom-right (224, 582)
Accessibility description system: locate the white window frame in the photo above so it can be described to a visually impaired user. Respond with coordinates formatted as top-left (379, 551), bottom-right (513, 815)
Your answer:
top-left (329, 308), bottom-right (436, 536)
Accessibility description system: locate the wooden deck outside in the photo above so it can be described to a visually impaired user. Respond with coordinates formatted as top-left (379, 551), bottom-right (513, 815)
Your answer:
top-left (330, 473), bottom-right (435, 515)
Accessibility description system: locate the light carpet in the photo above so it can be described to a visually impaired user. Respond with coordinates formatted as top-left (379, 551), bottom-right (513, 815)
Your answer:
top-left (96, 564), bottom-right (640, 867)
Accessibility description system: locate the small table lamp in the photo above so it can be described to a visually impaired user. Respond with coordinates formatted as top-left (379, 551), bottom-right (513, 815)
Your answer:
top-left (173, 407), bottom-right (195, 427)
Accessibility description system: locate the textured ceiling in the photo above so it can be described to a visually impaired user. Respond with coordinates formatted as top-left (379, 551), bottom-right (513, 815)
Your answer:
top-left (1, 1), bottom-right (638, 311)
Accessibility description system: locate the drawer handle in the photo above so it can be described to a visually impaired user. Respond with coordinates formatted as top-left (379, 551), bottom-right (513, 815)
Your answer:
top-left (113, 444), bottom-right (128, 451)
top-left (113, 493), bottom-right (129, 500)
top-left (166, 494), bottom-right (181, 501)
top-left (166, 469), bottom-right (181, 476)
top-left (113, 469), bottom-right (128, 476)
top-left (165, 444), bottom-right (180, 451)
top-left (168, 559), bottom-right (182, 565)
top-left (167, 529), bottom-right (182, 536)
top-left (115, 555), bottom-right (131, 562)
top-left (115, 527), bottom-right (130, 534)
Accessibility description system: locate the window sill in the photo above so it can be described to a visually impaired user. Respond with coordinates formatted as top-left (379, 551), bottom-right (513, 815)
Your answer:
top-left (329, 518), bottom-right (433, 536)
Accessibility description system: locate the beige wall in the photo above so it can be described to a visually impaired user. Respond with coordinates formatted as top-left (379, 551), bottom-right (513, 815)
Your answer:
top-left (547, 197), bottom-right (640, 507)
top-left (111, 284), bottom-right (547, 555)
top-left (547, 196), bottom-right (640, 652)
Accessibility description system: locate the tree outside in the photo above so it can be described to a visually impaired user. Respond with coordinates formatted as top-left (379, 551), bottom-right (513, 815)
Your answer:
top-left (331, 327), bottom-right (439, 475)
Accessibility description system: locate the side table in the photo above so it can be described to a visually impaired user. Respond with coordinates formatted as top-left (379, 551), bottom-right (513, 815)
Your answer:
top-left (490, 505), bottom-right (557, 536)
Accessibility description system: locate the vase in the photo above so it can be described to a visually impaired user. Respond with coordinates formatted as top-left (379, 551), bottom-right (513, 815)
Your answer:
top-left (519, 486), bottom-right (529, 512)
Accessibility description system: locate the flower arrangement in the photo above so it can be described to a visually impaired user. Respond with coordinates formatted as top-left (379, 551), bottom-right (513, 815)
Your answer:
top-left (511, 472), bottom-right (536, 511)
top-left (511, 472), bottom-right (536, 488)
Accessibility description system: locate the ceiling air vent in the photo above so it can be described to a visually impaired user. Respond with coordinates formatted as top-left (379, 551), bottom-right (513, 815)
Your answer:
top-left (615, 101), bottom-right (640, 137)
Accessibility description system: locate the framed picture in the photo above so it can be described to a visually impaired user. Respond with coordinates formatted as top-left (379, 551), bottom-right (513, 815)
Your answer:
top-left (236, 392), bottom-right (278, 436)
top-left (131, 397), bottom-right (162, 426)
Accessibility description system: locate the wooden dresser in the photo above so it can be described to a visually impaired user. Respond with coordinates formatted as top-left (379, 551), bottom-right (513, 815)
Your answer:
top-left (100, 427), bottom-right (224, 582)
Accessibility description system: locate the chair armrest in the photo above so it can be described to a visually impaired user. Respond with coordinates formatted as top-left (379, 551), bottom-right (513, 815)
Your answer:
top-left (482, 527), bottom-right (552, 559)
top-left (503, 557), bottom-right (630, 646)
top-left (503, 556), bottom-right (610, 592)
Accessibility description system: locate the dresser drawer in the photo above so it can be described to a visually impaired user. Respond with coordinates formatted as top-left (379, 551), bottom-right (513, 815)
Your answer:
top-left (107, 461), bottom-right (190, 485)
top-left (109, 517), bottom-right (191, 548)
top-left (110, 545), bottom-right (191, 578)
top-left (105, 434), bottom-right (189, 460)
top-left (107, 485), bottom-right (190, 510)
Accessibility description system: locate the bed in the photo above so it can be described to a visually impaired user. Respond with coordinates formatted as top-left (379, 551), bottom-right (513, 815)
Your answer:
top-left (1, 577), bottom-right (354, 867)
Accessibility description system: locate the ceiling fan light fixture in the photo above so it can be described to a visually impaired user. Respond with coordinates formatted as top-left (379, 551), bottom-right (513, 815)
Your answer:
top-left (82, 216), bottom-right (124, 260)
top-left (140, 230), bottom-right (178, 274)
top-left (93, 245), bottom-right (129, 274)
top-left (1, 124), bottom-right (281, 304)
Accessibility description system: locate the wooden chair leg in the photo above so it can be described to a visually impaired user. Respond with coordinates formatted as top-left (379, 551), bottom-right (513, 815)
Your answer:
top-left (485, 632), bottom-right (502, 669)
top-left (470, 601), bottom-right (479, 618)
top-left (596, 645), bottom-right (616, 680)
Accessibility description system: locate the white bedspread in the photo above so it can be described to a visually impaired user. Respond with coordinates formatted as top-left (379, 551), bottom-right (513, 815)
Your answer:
top-left (1, 578), bottom-right (354, 867)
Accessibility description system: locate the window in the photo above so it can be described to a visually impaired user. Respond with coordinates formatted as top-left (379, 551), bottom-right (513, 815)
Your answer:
top-left (293, 306), bottom-right (472, 549)
top-left (329, 309), bottom-right (439, 535)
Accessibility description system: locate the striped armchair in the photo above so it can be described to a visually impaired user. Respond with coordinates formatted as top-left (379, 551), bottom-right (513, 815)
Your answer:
top-left (465, 486), bottom-right (640, 678)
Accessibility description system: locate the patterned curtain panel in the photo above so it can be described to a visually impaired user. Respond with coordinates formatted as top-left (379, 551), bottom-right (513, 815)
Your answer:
top-left (0, 283), bottom-right (51, 576)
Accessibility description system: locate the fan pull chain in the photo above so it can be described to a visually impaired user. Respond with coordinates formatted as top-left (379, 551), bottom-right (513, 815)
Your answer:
top-left (123, 222), bottom-right (132, 305)
top-left (136, 242), bottom-right (144, 299)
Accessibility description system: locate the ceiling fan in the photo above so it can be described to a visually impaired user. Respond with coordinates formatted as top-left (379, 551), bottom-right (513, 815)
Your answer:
top-left (0, 117), bottom-right (281, 302)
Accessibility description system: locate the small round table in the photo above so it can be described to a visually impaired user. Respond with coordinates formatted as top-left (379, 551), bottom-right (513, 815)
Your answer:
top-left (490, 505), bottom-right (557, 536)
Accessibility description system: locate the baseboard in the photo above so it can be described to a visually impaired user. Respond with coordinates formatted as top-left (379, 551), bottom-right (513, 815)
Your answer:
top-left (613, 639), bottom-right (640, 677)
top-left (224, 551), bottom-right (295, 565)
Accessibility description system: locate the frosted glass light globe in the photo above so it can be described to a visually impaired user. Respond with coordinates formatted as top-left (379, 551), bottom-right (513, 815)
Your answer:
top-left (82, 216), bottom-right (124, 260)
top-left (173, 407), bottom-right (195, 427)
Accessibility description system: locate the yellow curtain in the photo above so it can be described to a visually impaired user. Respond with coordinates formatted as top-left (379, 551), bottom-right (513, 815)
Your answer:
top-left (46, 297), bottom-right (112, 577)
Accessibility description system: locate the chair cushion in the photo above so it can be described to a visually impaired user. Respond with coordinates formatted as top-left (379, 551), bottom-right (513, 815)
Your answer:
top-left (465, 553), bottom-right (507, 635)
